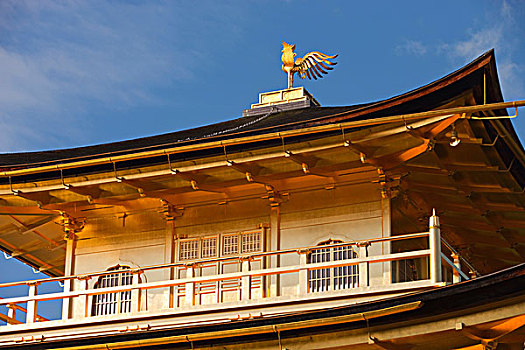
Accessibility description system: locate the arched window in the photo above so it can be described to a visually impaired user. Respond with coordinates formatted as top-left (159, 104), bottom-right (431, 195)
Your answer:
top-left (91, 265), bottom-right (133, 316)
top-left (309, 240), bottom-right (358, 292)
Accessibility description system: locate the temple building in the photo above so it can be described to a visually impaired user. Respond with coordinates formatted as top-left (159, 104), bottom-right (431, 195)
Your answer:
top-left (0, 49), bottom-right (524, 349)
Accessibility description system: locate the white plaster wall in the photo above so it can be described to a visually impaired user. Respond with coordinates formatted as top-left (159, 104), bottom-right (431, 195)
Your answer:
top-left (173, 197), bottom-right (270, 237)
top-left (68, 180), bottom-right (390, 315)
top-left (72, 210), bottom-right (168, 318)
top-left (278, 182), bottom-right (391, 296)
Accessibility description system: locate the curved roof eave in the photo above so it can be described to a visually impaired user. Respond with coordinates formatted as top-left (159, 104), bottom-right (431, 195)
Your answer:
top-left (0, 49), bottom-right (518, 170)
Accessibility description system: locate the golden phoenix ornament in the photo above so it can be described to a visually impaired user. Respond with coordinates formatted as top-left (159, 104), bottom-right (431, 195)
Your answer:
top-left (281, 41), bottom-right (338, 89)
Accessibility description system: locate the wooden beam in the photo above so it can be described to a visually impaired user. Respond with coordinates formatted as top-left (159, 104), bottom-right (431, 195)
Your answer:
top-left (375, 140), bottom-right (431, 170)
top-left (171, 170), bottom-right (227, 194)
top-left (64, 185), bottom-right (104, 203)
top-left (0, 207), bottom-right (58, 216)
top-left (0, 216), bottom-right (55, 238)
top-left (0, 236), bottom-right (63, 276)
top-left (283, 151), bottom-right (319, 174)
top-left (226, 160), bottom-right (265, 183)
top-left (402, 164), bottom-right (448, 175)
top-left (406, 180), bottom-right (514, 194)
top-left (0, 312), bottom-right (22, 325)
top-left (343, 140), bottom-right (381, 168)
top-left (118, 179), bottom-right (147, 198)
top-left (441, 164), bottom-right (501, 172)
top-left (11, 191), bottom-right (54, 207)
top-left (433, 158), bottom-right (525, 258)
top-left (6, 215), bottom-right (63, 249)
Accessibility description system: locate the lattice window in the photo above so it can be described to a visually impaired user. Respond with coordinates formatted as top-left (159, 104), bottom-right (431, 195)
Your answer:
top-left (309, 240), bottom-right (358, 293)
top-left (92, 265), bottom-right (133, 316)
top-left (223, 234), bottom-right (239, 255)
top-left (201, 237), bottom-right (217, 258)
top-left (180, 239), bottom-right (199, 261)
top-left (241, 230), bottom-right (261, 253)
top-left (223, 230), bottom-right (263, 256)
top-left (179, 237), bottom-right (218, 261)
top-left (178, 231), bottom-right (263, 261)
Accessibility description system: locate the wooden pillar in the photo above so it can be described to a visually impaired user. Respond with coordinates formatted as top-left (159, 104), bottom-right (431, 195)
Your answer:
top-left (260, 225), bottom-right (268, 298)
top-left (381, 196), bottom-right (392, 285)
top-left (269, 204), bottom-right (281, 297)
top-left (25, 282), bottom-right (39, 324)
top-left (62, 234), bottom-right (77, 320)
top-left (358, 242), bottom-right (370, 287)
top-left (60, 214), bottom-right (84, 320)
top-left (298, 249), bottom-right (309, 295)
top-left (159, 200), bottom-right (181, 308)
top-left (164, 220), bottom-right (175, 309)
top-left (429, 209), bottom-right (442, 283)
top-left (241, 257), bottom-right (252, 300)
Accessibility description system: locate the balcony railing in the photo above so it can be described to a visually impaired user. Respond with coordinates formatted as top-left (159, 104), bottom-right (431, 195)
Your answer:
top-left (0, 212), bottom-right (473, 327)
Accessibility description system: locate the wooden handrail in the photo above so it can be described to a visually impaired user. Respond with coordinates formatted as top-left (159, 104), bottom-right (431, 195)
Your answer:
top-left (0, 297), bottom-right (49, 324)
top-left (440, 253), bottom-right (469, 281)
top-left (0, 228), bottom-right (449, 326)
top-left (440, 237), bottom-right (479, 276)
top-left (0, 249), bottom-right (432, 307)
top-left (0, 231), bottom-right (430, 289)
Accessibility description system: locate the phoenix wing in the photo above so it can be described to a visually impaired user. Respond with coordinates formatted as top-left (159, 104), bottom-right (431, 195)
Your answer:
top-left (295, 51), bottom-right (338, 80)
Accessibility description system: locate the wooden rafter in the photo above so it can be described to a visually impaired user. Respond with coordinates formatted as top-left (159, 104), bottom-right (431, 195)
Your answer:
top-left (0, 216), bottom-right (55, 238)
top-left (226, 160), bottom-right (265, 183)
top-left (6, 215), bottom-right (63, 250)
top-left (171, 170), bottom-right (227, 194)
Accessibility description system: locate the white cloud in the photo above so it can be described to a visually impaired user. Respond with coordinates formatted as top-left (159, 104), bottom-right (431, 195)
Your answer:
top-left (497, 60), bottom-right (525, 101)
top-left (452, 26), bottom-right (503, 59)
top-left (445, 2), bottom-right (524, 101)
top-left (395, 39), bottom-right (427, 56)
top-left (0, 1), bottom-right (244, 152)
top-left (0, 47), bottom-right (57, 113)
top-left (397, 0), bottom-right (524, 103)
top-left (501, 0), bottom-right (513, 22)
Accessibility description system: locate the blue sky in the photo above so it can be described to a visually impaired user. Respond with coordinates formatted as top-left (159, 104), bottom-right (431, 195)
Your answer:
top-left (0, 0), bottom-right (524, 320)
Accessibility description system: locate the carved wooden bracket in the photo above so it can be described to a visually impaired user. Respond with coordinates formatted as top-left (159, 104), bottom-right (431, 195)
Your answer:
top-left (159, 199), bottom-right (184, 221)
top-left (59, 213), bottom-right (85, 240)
top-left (263, 184), bottom-right (286, 207)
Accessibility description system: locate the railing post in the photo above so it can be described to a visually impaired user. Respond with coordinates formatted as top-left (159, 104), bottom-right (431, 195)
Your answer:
top-left (61, 278), bottom-right (72, 321)
top-left (6, 304), bottom-right (16, 323)
top-left (451, 253), bottom-right (461, 283)
top-left (185, 263), bottom-right (195, 306)
top-left (131, 270), bottom-right (142, 313)
top-left (429, 209), bottom-right (442, 283)
top-left (241, 257), bottom-right (252, 300)
top-left (77, 276), bottom-right (91, 318)
top-left (358, 242), bottom-right (370, 287)
top-left (25, 282), bottom-right (39, 324)
top-left (298, 249), bottom-right (309, 296)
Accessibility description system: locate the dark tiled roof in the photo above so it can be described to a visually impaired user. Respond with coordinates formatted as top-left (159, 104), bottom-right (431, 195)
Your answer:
top-left (0, 50), bottom-right (513, 170)
top-left (0, 105), bottom-right (368, 169)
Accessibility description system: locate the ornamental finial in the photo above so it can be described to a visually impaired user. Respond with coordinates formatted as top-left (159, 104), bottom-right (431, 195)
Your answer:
top-left (281, 42), bottom-right (338, 89)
